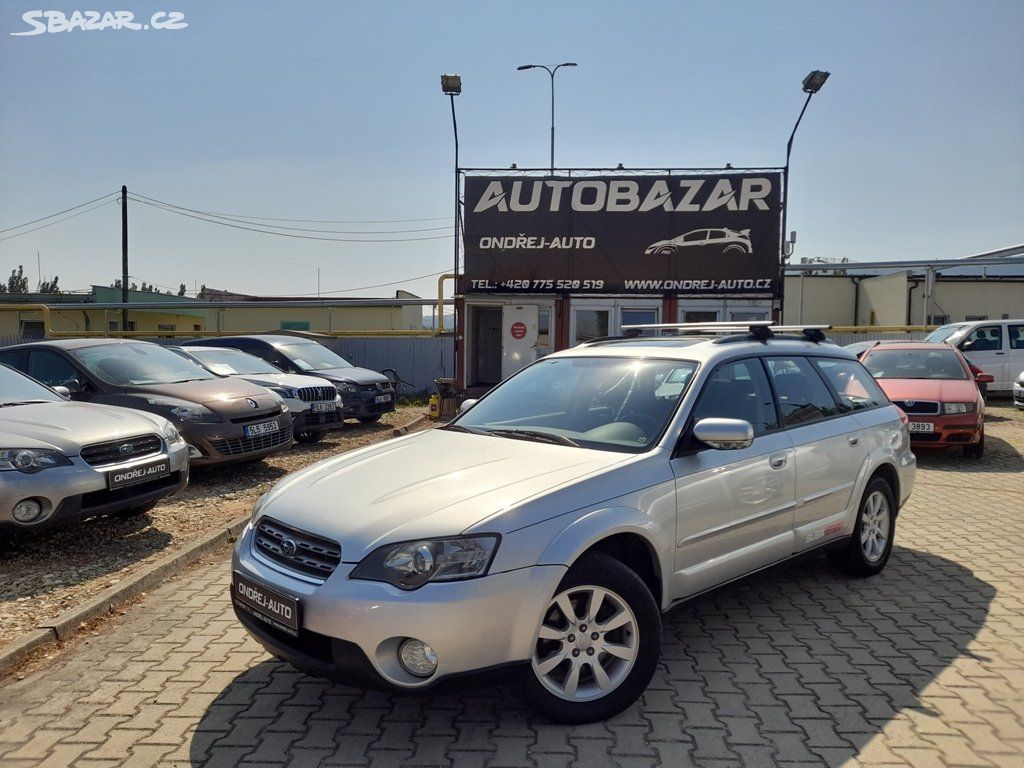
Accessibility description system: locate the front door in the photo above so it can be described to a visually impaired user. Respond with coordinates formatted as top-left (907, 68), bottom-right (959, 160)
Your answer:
top-left (958, 324), bottom-right (1008, 389)
top-left (501, 304), bottom-right (539, 380)
top-left (670, 358), bottom-right (795, 599)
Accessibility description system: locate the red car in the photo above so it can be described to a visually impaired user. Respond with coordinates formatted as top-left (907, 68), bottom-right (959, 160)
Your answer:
top-left (858, 342), bottom-right (992, 459)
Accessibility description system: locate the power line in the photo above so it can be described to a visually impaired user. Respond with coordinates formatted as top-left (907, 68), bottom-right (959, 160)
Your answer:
top-left (128, 193), bottom-right (449, 234)
top-left (129, 196), bottom-right (453, 243)
top-left (129, 192), bottom-right (450, 224)
top-left (289, 269), bottom-right (451, 296)
top-left (0, 192), bottom-right (120, 235)
top-left (0, 198), bottom-right (118, 243)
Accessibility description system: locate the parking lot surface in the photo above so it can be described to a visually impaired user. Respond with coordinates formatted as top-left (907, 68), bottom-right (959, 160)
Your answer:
top-left (0, 404), bottom-right (1021, 767)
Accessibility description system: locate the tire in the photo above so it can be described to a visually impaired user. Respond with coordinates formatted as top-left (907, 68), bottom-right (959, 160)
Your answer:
top-left (358, 414), bottom-right (382, 424)
top-left (964, 427), bottom-right (985, 459)
top-left (827, 476), bottom-right (896, 577)
top-left (520, 553), bottom-right (661, 723)
top-left (294, 430), bottom-right (324, 444)
top-left (115, 500), bottom-right (157, 518)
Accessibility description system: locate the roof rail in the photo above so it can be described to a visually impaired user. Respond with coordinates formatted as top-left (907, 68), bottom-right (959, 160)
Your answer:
top-left (618, 321), bottom-right (832, 344)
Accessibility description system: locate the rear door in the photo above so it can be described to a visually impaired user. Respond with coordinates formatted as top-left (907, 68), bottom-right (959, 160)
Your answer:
top-left (670, 358), bottom-right (795, 598)
top-left (763, 356), bottom-right (865, 550)
top-left (1007, 324), bottom-right (1024, 386)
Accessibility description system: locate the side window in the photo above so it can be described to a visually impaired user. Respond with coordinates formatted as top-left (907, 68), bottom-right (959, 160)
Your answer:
top-left (0, 350), bottom-right (27, 371)
top-left (812, 358), bottom-right (889, 412)
top-left (1009, 325), bottom-right (1024, 350)
top-left (26, 350), bottom-right (82, 388)
top-left (765, 356), bottom-right (843, 427)
top-left (691, 359), bottom-right (779, 435)
top-left (962, 325), bottom-right (1003, 351)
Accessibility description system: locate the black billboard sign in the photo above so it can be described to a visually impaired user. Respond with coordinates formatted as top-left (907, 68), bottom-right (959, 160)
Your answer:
top-left (463, 172), bottom-right (782, 295)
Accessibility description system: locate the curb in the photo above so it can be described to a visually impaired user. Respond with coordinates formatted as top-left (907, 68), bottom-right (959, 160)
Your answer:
top-left (0, 410), bottom-right (427, 680)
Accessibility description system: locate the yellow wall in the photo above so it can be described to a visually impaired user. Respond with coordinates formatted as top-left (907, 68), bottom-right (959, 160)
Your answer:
top-left (857, 272), bottom-right (908, 325)
top-left (0, 308), bottom-right (207, 336)
top-left (908, 280), bottom-right (1024, 324)
top-left (783, 275), bottom-right (856, 325)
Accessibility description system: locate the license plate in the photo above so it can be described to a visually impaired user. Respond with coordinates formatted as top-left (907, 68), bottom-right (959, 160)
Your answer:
top-left (107, 458), bottom-right (170, 489)
top-left (311, 401), bottom-right (336, 413)
top-left (244, 420), bottom-right (281, 438)
top-left (908, 421), bottom-right (935, 433)
top-left (232, 572), bottom-right (300, 635)
top-left (374, 394), bottom-right (392, 404)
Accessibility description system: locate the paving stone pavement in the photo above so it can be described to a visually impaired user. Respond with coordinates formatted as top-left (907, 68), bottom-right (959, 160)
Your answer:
top-left (1, 405), bottom-right (1022, 768)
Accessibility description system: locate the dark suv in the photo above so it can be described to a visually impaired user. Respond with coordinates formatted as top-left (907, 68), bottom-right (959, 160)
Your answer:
top-left (183, 336), bottom-right (396, 423)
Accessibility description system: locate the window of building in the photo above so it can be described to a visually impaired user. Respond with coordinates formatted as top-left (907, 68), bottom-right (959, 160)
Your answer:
top-left (621, 308), bottom-right (658, 336)
top-left (108, 320), bottom-right (119, 332)
top-left (280, 320), bottom-right (311, 331)
top-left (157, 324), bottom-right (176, 332)
top-left (18, 320), bottom-right (45, 339)
top-left (730, 311), bottom-right (769, 322)
top-left (927, 315), bottom-right (949, 325)
top-left (683, 310), bottom-right (719, 323)
top-left (965, 315), bottom-right (988, 321)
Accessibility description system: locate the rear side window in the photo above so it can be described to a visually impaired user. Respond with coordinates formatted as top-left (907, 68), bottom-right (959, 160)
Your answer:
top-left (812, 358), bottom-right (889, 412)
top-left (765, 357), bottom-right (843, 427)
top-left (1009, 325), bottom-right (1024, 350)
top-left (691, 359), bottom-right (779, 435)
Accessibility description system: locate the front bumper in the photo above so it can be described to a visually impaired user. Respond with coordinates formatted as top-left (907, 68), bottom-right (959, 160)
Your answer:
top-left (1014, 382), bottom-right (1023, 409)
top-left (232, 521), bottom-right (565, 690)
top-left (339, 387), bottom-right (397, 419)
top-left (0, 444), bottom-right (189, 529)
top-left (181, 411), bottom-right (293, 466)
top-left (289, 403), bottom-right (343, 434)
top-left (905, 413), bottom-right (984, 448)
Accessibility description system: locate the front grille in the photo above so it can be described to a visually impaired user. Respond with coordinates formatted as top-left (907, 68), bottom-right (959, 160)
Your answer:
top-left (895, 400), bottom-right (940, 415)
top-left (254, 517), bottom-right (341, 578)
top-left (209, 424), bottom-right (293, 456)
top-left (81, 434), bottom-right (162, 467)
top-left (230, 410), bottom-right (282, 425)
top-left (359, 382), bottom-right (392, 393)
top-left (297, 386), bottom-right (336, 402)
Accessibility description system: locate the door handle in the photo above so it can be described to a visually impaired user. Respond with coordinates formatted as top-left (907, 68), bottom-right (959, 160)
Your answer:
top-left (848, 436), bottom-right (860, 446)
top-left (769, 453), bottom-right (788, 469)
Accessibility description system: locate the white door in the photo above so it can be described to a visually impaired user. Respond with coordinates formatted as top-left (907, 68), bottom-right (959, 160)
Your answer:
top-left (957, 324), bottom-right (1008, 389)
top-left (501, 304), bottom-right (539, 380)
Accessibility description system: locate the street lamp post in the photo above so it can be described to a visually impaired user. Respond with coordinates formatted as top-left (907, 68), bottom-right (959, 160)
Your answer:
top-left (441, 74), bottom-right (461, 364)
top-left (779, 69), bottom-right (829, 320)
top-left (517, 62), bottom-right (577, 175)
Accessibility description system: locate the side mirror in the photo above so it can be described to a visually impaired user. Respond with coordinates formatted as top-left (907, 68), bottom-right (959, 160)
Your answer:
top-left (61, 378), bottom-right (84, 395)
top-left (458, 398), bottom-right (478, 414)
top-left (959, 340), bottom-right (975, 351)
top-left (975, 372), bottom-right (995, 384)
top-left (693, 418), bottom-right (754, 450)
top-left (52, 385), bottom-right (71, 398)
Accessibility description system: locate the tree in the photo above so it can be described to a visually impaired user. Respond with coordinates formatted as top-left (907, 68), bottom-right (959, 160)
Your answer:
top-left (38, 275), bottom-right (60, 293)
top-left (178, 283), bottom-right (187, 296)
top-left (3, 265), bottom-right (30, 294)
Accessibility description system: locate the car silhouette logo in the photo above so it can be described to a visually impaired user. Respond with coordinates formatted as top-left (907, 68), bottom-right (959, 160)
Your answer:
top-left (645, 227), bottom-right (752, 256)
top-left (280, 538), bottom-right (298, 556)
top-left (246, 398), bottom-right (259, 409)
top-left (118, 443), bottom-right (134, 455)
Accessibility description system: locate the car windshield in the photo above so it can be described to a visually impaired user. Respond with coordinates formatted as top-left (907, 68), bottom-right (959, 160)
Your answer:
top-left (862, 348), bottom-right (967, 380)
top-left (278, 343), bottom-right (353, 371)
top-left (449, 356), bottom-right (698, 452)
top-left (72, 342), bottom-right (218, 385)
top-left (0, 364), bottom-right (63, 405)
top-left (186, 347), bottom-right (281, 376)
top-left (924, 325), bottom-right (967, 344)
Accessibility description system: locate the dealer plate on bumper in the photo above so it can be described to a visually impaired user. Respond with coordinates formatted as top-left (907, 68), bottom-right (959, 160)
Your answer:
top-left (233, 571), bottom-right (300, 635)
top-left (107, 458), bottom-right (170, 489)
top-left (908, 421), bottom-right (935, 433)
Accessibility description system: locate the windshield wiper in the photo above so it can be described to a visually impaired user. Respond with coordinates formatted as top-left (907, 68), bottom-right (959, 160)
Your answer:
top-left (484, 428), bottom-right (580, 447)
top-left (0, 400), bottom-right (52, 407)
top-left (442, 423), bottom-right (491, 436)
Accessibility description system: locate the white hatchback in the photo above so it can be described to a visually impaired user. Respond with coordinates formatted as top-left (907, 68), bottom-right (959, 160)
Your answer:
top-left (230, 325), bottom-right (915, 722)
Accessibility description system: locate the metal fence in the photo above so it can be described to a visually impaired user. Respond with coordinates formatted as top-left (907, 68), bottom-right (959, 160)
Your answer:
top-left (828, 330), bottom-right (928, 346)
top-left (0, 335), bottom-right (33, 349)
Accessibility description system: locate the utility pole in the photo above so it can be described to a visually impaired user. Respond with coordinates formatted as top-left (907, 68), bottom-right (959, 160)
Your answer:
top-left (121, 185), bottom-right (129, 333)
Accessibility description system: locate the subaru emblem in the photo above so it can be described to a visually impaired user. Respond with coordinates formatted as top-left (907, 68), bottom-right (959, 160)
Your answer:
top-left (246, 398), bottom-right (259, 409)
top-left (281, 538), bottom-right (297, 556)
top-left (118, 443), bottom-right (133, 455)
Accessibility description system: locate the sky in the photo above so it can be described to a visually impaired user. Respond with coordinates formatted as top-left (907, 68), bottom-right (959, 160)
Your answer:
top-left (1, 0), bottom-right (1022, 300)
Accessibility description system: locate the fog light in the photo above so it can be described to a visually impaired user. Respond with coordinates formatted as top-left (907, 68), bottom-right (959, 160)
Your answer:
top-left (12, 499), bottom-right (43, 524)
top-left (398, 639), bottom-right (437, 677)
top-left (187, 445), bottom-right (203, 459)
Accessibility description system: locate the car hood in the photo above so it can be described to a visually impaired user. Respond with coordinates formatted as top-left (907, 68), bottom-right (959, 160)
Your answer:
top-left (257, 428), bottom-right (631, 561)
top-left (133, 378), bottom-right (275, 407)
top-left (228, 373), bottom-right (333, 390)
top-left (877, 378), bottom-right (978, 403)
top-left (303, 366), bottom-right (389, 386)
top-left (0, 401), bottom-right (168, 455)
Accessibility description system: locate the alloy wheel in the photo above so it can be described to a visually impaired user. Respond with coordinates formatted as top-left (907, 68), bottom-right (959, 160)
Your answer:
top-left (860, 490), bottom-right (891, 563)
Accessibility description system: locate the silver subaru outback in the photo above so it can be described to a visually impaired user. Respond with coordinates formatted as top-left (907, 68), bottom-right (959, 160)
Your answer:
top-left (231, 324), bottom-right (915, 723)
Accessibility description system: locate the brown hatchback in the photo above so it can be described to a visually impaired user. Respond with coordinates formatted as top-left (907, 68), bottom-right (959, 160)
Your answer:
top-left (0, 339), bottom-right (293, 466)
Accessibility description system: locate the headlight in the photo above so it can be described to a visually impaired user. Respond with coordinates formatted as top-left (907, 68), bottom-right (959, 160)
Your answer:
top-left (0, 448), bottom-right (72, 473)
top-left (351, 535), bottom-right (500, 590)
top-left (146, 398), bottom-right (220, 423)
top-left (337, 383), bottom-right (359, 396)
top-left (267, 392), bottom-right (289, 414)
top-left (268, 386), bottom-right (296, 399)
top-left (943, 402), bottom-right (976, 414)
top-left (251, 492), bottom-right (269, 520)
top-left (162, 422), bottom-right (185, 445)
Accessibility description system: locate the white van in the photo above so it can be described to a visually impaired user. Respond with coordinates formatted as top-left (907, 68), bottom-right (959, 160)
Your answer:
top-left (925, 320), bottom-right (1024, 392)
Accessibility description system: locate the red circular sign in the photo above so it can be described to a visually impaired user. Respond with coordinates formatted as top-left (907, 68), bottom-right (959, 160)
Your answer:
top-left (510, 321), bottom-right (527, 339)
